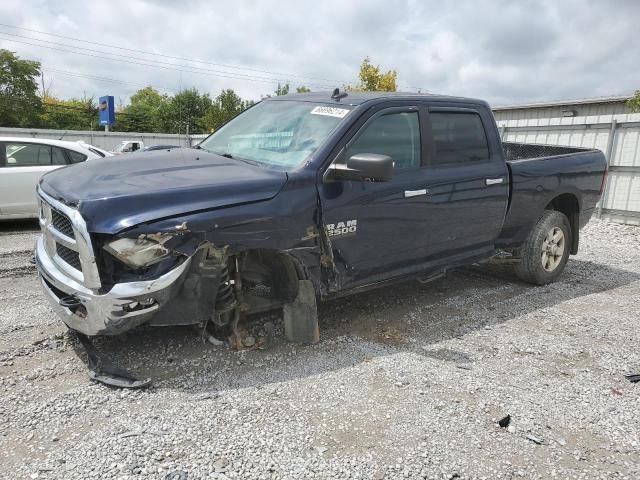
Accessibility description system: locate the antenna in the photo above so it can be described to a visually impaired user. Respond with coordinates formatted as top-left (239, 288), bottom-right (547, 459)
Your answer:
top-left (331, 88), bottom-right (348, 101)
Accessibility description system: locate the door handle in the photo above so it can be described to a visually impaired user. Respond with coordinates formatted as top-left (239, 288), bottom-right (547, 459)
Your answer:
top-left (485, 178), bottom-right (504, 186)
top-left (404, 188), bottom-right (429, 198)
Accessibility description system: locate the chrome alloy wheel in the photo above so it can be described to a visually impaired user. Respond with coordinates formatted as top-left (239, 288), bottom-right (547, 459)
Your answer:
top-left (541, 226), bottom-right (565, 272)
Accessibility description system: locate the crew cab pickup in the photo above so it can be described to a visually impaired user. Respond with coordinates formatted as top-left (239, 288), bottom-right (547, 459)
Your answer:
top-left (35, 91), bottom-right (606, 369)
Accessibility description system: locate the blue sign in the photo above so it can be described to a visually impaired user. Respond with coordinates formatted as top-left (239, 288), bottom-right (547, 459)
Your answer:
top-left (98, 95), bottom-right (115, 126)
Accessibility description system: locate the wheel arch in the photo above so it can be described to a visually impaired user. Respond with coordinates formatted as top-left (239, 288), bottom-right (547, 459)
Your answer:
top-left (235, 248), bottom-right (307, 304)
top-left (545, 192), bottom-right (580, 254)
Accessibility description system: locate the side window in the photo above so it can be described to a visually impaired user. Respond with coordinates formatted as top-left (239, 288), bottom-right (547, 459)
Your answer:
top-left (67, 150), bottom-right (88, 164)
top-left (429, 112), bottom-right (489, 164)
top-left (52, 147), bottom-right (68, 165)
top-left (5, 143), bottom-right (52, 167)
top-left (347, 111), bottom-right (420, 170)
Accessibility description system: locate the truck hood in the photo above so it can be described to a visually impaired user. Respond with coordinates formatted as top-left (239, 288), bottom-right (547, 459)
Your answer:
top-left (40, 148), bottom-right (288, 234)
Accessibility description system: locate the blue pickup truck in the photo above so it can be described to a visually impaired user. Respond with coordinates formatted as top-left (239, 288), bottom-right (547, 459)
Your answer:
top-left (35, 91), bottom-right (606, 384)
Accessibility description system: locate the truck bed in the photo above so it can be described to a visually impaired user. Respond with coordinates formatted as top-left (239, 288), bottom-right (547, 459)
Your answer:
top-left (497, 142), bottom-right (607, 250)
top-left (503, 141), bottom-right (592, 161)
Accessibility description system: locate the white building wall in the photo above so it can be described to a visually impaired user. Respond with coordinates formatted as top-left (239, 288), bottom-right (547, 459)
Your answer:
top-left (493, 99), bottom-right (632, 122)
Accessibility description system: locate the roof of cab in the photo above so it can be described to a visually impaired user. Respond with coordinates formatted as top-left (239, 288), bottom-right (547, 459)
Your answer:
top-left (267, 91), bottom-right (488, 107)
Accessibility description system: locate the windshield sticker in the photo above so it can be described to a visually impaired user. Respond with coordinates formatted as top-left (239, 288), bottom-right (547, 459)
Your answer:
top-left (311, 106), bottom-right (350, 118)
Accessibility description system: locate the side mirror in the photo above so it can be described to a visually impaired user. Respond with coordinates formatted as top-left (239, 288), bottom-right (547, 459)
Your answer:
top-left (330, 153), bottom-right (394, 182)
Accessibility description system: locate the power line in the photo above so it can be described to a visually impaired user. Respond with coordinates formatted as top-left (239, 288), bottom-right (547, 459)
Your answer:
top-left (0, 34), bottom-right (339, 91)
top-left (0, 32), bottom-right (316, 83)
top-left (41, 67), bottom-right (176, 94)
top-left (0, 22), bottom-right (350, 86)
top-left (0, 31), bottom-right (316, 85)
top-left (0, 23), bottom-right (428, 91)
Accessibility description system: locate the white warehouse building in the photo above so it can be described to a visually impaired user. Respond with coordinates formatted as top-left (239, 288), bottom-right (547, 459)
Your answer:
top-left (492, 95), bottom-right (640, 225)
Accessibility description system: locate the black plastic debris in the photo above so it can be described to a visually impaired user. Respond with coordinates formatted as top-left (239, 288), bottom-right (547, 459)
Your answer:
top-left (498, 415), bottom-right (511, 428)
top-left (625, 373), bottom-right (640, 383)
top-left (526, 434), bottom-right (545, 445)
top-left (74, 331), bottom-right (151, 389)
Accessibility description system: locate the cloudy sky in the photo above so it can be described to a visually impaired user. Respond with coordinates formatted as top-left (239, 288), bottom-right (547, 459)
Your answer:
top-left (1, 0), bottom-right (638, 106)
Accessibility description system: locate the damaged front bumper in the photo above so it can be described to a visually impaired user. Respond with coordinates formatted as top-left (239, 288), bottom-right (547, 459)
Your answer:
top-left (36, 234), bottom-right (192, 336)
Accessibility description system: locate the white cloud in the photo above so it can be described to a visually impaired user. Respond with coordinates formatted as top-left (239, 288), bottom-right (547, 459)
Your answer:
top-left (0, 0), bottom-right (638, 106)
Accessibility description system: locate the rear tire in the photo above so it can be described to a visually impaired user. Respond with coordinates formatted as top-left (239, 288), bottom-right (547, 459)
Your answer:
top-left (515, 210), bottom-right (572, 285)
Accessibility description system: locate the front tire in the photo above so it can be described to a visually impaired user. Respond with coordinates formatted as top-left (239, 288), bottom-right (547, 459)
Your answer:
top-left (515, 210), bottom-right (572, 285)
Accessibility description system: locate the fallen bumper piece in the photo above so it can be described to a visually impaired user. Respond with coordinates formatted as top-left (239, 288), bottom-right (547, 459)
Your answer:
top-left (74, 331), bottom-right (151, 389)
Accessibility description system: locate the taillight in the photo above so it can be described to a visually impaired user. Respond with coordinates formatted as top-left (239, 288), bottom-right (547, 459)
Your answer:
top-left (599, 163), bottom-right (608, 196)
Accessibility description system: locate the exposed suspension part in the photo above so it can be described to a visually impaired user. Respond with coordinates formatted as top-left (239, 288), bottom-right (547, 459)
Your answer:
top-left (212, 263), bottom-right (238, 327)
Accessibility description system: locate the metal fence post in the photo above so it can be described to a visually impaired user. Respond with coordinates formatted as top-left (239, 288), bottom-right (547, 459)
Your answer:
top-left (597, 119), bottom-right (618, 219)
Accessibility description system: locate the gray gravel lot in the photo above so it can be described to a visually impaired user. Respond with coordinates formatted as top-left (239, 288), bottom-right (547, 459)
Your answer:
top-left (0, 219), bottom-right (638, 480)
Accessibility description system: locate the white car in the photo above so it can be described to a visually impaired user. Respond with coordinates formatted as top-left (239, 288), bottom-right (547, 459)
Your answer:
top-left (0, 137), bottom-right (112, 220)
top-left (113, 140), bottom-right (144, 154)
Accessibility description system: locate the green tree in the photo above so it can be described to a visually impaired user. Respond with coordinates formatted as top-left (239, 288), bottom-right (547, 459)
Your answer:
top-left (204, 88), bottom-right (253, 131)
top-left (117, 86), bottom-right (168, 132)
top-left (40, 95), bottom-right (97, 130)
top-left (349, 57), bottom-right (397, 92)
top-left (296, 86), bottom-right (311, 93)
top-left (0, 49), bottom-right (42, 127)
top-left (274, 83), bottom-right (290, 96)
top-left (628, 91), bottom-right (640, 112)
top-left (158, 88), bottom-right (213, 134)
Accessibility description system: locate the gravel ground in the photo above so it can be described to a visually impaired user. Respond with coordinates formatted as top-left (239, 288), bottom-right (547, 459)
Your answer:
top-left (0, 219), bottom-right (638, 480)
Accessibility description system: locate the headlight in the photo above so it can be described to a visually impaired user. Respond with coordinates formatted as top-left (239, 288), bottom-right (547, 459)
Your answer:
top-left (104, 237), bottom-right (171, 268)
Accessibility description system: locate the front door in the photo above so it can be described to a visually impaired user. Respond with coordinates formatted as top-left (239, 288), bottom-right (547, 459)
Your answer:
top-left (319, 105), bottom-right (432, 290)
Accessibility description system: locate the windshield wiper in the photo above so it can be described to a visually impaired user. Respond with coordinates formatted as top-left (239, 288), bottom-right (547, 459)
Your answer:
top-left (232, 156), bottom-right (262, 167)
top-left (202, 148), bottom-right (262, 167)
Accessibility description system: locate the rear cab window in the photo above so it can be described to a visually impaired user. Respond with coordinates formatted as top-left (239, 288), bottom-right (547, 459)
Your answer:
top-left (428, 111), bottom-right (489, 165)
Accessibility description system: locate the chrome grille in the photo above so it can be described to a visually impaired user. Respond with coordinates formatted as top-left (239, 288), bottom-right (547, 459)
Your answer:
top-left (37, 187), bottom-right (102, 290)
top-left (56, 243), bottom-right (82, 270)
top-left (51, 209), bottom-right (75, 238)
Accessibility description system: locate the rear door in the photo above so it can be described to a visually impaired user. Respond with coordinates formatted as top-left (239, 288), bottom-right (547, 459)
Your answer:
top-left (421, 105), bottom-right (509, 259)
top-left (0, 142), bottom-right (69, 218)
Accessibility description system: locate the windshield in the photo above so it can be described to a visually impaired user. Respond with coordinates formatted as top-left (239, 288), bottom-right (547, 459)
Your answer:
top-left (115, 142), bottom-right (128, 153)
top-left (198, 100), bottom-right (352, 170)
